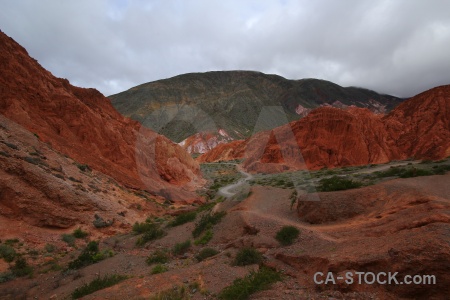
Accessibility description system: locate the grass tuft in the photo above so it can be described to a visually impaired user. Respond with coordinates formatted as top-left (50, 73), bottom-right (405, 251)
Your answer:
top-left (72, 274), bottom-right (127, 299)
top-left (234, 248), bottom-right (262, 266)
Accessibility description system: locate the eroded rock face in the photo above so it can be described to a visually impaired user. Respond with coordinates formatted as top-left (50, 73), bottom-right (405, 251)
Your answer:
top-left (178, 129), bottom-right (234, 154)
top-left (0, 31), bottom-right (203, 203)
top-left (199, 85), bottom-right (450, 173)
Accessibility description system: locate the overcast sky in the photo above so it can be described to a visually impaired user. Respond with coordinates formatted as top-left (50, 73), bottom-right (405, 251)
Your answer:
top-left (1, 0), bottom-right (449, 97)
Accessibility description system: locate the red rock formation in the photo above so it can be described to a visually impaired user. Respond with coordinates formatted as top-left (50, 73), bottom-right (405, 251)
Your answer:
top-left (178, 129), bottom-right (233, 154)
top-left (0, 30), bottom-right (202, 203)
top-left (199, 85), bottom-right (450, 173)
top-left (197, 140), bottom-right (246, 163)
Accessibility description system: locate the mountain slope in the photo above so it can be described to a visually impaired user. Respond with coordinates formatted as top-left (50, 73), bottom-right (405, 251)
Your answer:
top-left (198, 85), bottom-right (450, 172)
top-left (0, 30), bottom-right (202, 203)
top-left (108, 71), bottom-right (403, 146)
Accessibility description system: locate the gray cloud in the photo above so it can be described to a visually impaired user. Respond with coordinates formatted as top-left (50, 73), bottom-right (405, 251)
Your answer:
top-left (1, 0), bottom-right (449, 97)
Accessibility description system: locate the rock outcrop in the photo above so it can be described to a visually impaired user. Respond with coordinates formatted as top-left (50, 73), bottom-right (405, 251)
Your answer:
top-left (0, 30), bottom-right (203, 203)
top-left (198, 85), bottom-right (450, 172)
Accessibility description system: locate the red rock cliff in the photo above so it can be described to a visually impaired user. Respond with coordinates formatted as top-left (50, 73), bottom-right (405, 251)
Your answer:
top-left (0, 30), bottom-right (202, 203)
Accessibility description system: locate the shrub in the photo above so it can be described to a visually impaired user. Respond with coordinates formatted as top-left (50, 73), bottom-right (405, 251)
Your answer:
top-left (72, 274), bottom-right (127, 299)
top-left (0, 272), bottom-right (15, 283)
top-left (73, 228), bottom-right (88, 239)
top-left (11, 257), bottom-right (33, 277)
top-left (0, 244), bottom-right (16, 262)
top-left (61, 234), bottom-right (76, 247)
top-left (45, 243), bottom-right (56, 253)
top-left (192, 211), bottom-right (226, 238)
top-left (146, 250), bottom-right (170, 265)
top-left (234, 248), bottom-right (262, 266)
top-left (194, 230), bottom-right (213, 245)
top-left (172, 240), bottom-right (191, 256)
top-left (68, 241), bottom-right (112, 270)
top-left (151, 264), bottom-right (168, 274)
top-left (196, 248), bottom-right (219, 262)
top-left (275, 226), bottom-right (299, 246)
top-left (133, 221), bottom-right (166, 247)
top-left (169, 211), bottom-right (197, 227)
top-left (317, 176), bottom-right (362, 192)
top-left (218, 266), bottom-right (282, 300)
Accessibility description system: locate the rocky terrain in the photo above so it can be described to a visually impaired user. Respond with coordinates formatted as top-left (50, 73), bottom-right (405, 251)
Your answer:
top-left (108, 71), bottom-right (403, 150)
top-left (198, 85), bottom-right (450, 173)
top-left (0, 30), bottom-right (203, 204)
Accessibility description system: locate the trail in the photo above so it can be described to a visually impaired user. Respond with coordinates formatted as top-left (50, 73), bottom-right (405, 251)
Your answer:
top-left (218, 164), bottom-right (253, 198)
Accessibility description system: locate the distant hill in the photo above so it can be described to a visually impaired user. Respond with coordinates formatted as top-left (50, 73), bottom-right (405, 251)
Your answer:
top-left (109, 71), bottom-right (404, 148)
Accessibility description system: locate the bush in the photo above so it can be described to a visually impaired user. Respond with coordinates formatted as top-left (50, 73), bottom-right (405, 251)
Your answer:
top-left (151, 264), bottom-right (168, 274)
top-left (194, 230), bottom-right (213, 245)
top-left (11, 257), bottom-right (33, 277)
top-left (146, 250), bottom-right (170, 265)
top-left (61, 234), bottom-right (76, 247)
top-left (72, 274), bottom-right (127, 299)
top-left (68, 241), bottom-right (112, 270)
top-left (317, 176), bottom-right (362, 192)
top-left (133, 221), bottom-right (166, 247)
top-left (218, 266), bottom-right (282, 300)
top-left (275, 226), bottom-right (299, 246)
top-left (73, 228), bottom-right (88, 239)
top-left (196, 248), bottom-right (219, 262)
top-left (169, 211), bottom-right (197, 227)
top-left (149, 285), bottom-right (189, 300)
top-left (0, 244), bottom-right (16, 262)
top-left (172, 240), bottom-right (191, 256)
top-left (234, 248), bottom-right (262, 266)
top-left (192, 211), bottom-right (226, 238)
top-left (45, 243), bottom-right (56, 253)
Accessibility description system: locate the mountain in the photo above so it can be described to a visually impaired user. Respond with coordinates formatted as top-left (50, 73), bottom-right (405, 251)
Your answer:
top-left (108, 71), bottom-right (404, 151)
top-left (0, 30), bottom-right (203, 204)
top-left (198, 85), bottom-right (450, 172)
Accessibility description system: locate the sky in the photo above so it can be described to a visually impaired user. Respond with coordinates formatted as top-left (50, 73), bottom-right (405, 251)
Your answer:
top-left (1, 0), bottom-right (450, 98)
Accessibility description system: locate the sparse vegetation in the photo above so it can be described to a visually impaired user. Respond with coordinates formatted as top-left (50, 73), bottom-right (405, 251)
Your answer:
top-left (289, 190), bottom-right (298, 210)
top-left (196, 248), bottom-right (219, 262)
top-left (151, 264), bottom-right (168, 274)
top-left (45, 243), bottom-right (56, 253)
top-left (146, 250), bottom-right (170, 265)
top-left (71, 274), bottom-right (127, 299)
top-left (234, 248), bottom-right (262, 266)
top-left (218, 266), bottom-right (282, 300)
top-left (0, 243), bottom-right (17, 262)
top-left (149, 285), bottom-right (189, 300)
top-left (317, 176), bottom-right (363, 192)
top-left (68, 241), bottom-right (113, 270)
top-left (73, 228), bottom-right (88, 239)
top-left (192, 211), bottom-right (226, 238)
top-left (169, 211), bottom-right (197, 227)
top-left (276, 226), bottom-right (300, 246)
top-left (172, 240), bottom-right (191, 256)
top-left (10, 257), bottom-right (33, 277)
top-left (62, 234), bottom-right (76, 247)
top-left (194, 230), bottom-right (213, 245)
top-left (133, 221), bottom-right (166, 247)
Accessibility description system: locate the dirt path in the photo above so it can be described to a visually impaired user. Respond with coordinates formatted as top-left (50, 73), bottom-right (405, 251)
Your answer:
top-left (218, 164), bottom-right (253, 198)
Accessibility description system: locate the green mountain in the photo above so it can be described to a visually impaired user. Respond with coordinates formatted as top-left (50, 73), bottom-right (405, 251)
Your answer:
top-left (109, 71), bottom-right (404, 142)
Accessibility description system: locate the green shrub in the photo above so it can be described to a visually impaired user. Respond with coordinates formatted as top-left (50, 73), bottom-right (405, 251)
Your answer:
top-left (169, 211), bottom-right (197, 227)
top-left (0, 244), bottom-right (16, 262)
top-left (11, 257), bottom-right (33, 277)
top-left (172, 240), bottom-right (191, 256)
top-left (0, 272), bottom-right (15, 283)
top-left (68, 241), bottom-right (112, 269)
top-left (151, 264), bottom-right (168, 274)
top-left (196, 248), bottom-right (219, 262)
top-left (192, 211), bottom-right (226, 238)
top-left (45, 243), bottom-right (56, 253)
top-left (432, 165), bottom-right (450, 175)
top-left (72, 274), bottom-right (127, 299)
top-left (218, 266), bottom-right (282, 300)
top-left (146, 250), bottom-right (170, 265)
top-left (194, 230), bottom-right (213, 245)
top-left (399, 168), bottom-right (433, 178)
top-left (133, 221), bottom-right (166, 247)
top-left (62, 234), bottom-right (76, 247)
top-left (275, 226), bottom-right (299, 246)
top-left (317, 176), bottom-right (362, 192)
top-left (73, 228), bottom-right (88, 239)
top-left (234, 248), bottom-right (262, 266)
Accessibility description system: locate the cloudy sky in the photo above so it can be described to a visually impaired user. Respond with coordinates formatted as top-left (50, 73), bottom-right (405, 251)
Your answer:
top-left (1, 0), bottom-right (449, 97)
